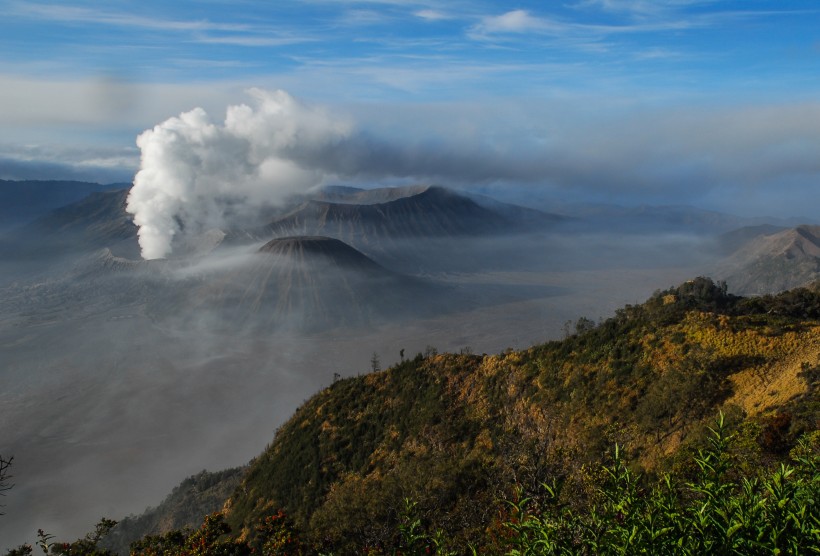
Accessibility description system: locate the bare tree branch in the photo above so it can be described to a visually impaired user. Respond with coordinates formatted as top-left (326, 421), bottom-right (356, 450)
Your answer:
top-left (0, 454), bottom-right (13, 516)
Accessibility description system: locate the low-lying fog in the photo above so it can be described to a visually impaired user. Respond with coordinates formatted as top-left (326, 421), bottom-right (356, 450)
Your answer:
top-left (0, 230), bottom-right (719, 549)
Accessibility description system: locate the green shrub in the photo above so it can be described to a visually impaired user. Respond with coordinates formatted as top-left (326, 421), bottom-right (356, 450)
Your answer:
top-left (504, 415), bottom-right (820, 555)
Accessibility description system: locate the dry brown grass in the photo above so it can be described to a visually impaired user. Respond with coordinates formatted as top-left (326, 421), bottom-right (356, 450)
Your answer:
top-left (725, 325), bottom-right (820, 416)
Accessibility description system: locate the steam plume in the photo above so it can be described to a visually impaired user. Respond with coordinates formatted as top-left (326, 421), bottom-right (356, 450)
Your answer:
top-left (127, 89), bottom-right (352, 259)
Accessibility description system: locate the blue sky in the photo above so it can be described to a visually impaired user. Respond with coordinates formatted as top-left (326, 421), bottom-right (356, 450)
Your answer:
top-left (1, 0), bottom-right (820, 216)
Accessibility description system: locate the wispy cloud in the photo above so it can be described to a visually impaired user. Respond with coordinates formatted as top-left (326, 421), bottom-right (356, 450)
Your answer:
top-left (7, 1), bottom-right (318, 48)
top-left (469, 2), bottom-right (807, 47)
top-left (8, 2), bottom-right (251, 33)
top-left (339, 9), bottom-right (394, 26)
top-left (632, 46), bottom-right (683, 60)
top-left (573, 0), bottom-right (702, 17)
top-left (473, 10), bottom-right (565, 35)
top-left (470, 7), bottom-right (699, 41)
top-left (414, 9), bottom-right (453, 21)
top-left (194, 34), bottom-right (317, 47)
top-left (281, 53), bottom-right (583, 97)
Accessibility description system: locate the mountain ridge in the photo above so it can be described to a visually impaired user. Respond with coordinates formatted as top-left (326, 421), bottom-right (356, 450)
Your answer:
top-left (0, 188), bottom-right (139, 261)
top-left (0, 179), bottom-right (128, 229)
top-left (261, 185), bottom-right (561, 242)
top-left (258, 235), bottom-right (384, 272)
top-left (102, 278), bottom-right (820, 552)
top-left (717, 225), bottom-right (820, 294)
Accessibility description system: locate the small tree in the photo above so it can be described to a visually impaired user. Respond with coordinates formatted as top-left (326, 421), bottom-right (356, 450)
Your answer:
top-left (574, 316), bottom-right (596, 335)
top-left (0, 455), bottom-right (12, 516)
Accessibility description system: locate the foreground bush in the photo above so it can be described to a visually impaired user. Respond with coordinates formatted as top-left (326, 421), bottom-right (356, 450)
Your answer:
top-left (505, 415), bottom-right (820, 555)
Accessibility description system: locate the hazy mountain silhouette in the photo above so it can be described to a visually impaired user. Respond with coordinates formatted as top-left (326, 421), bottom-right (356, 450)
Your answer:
top-left (0, 188), bottom-right (139, 261)
top-left (260, 185), bottom-right (561, 242)
top-left (0, 179), bottom-right (127, 230)
top-left (258, 235), bottom-right (384, 271)
top-left (717, 225), bottom-right (820, 294)
top-left (172, 236), bottom-right (452, 332)
top-left (715, 224), bottom-right (788, 255)
top-left (540, 201), bottom-right (801, 235)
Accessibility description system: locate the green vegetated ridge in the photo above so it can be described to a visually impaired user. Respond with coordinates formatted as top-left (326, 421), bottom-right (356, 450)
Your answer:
top-left (217, 278), bottom-right (820, 552)
top-left (10, 278), bottom-right (820, 554)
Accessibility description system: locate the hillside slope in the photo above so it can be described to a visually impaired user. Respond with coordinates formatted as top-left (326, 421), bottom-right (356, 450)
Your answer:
top-left (718, 225), bottom-right (820, 294)
top-left (101, 467), bottom-right (246, 555)
top-left (0, 188), bottom-right (139, 260)
top-left (92, 278), bottom-right (820, 552)
top-left (216, 278), bottom-right (820, 550)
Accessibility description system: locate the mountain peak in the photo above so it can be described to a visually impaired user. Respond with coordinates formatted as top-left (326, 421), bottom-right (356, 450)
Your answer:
top-left (792, 225), bottom-right (820, 257)
top-left (258, 235), bottom-right (383, 272)
top-left (716, 224), bottom-right (820, 294)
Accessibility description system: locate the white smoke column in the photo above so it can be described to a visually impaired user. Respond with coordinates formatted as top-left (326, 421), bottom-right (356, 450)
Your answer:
top-left (127, 89), bottom-right (353, 259)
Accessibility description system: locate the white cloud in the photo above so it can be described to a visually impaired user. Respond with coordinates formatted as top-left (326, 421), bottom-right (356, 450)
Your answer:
top-left (194, 34), bottom-right (316, 47)
top-left (414, 9), bottom-right (451, 21)
top-left (8, 2), bottom-right (251, 33)
top-left (7, 1), bottom-right (317, 49)
top-left (573, 0), bottom-right (714, 17)
top-left (475, 10), bottom-right (561, 34)
top-left (470, 6), bottom-right (700, 41)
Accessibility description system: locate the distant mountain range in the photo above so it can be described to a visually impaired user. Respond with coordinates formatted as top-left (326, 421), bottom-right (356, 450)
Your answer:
top-left (1, 182), bottom-right (560, 258)
top-left (2, 179), bottom-right (818, 294)
top-left (553, 202), bottom-right (785, 234)
top-left (222, 185), bottom-right (563, 259)
top-left (1, 179), bottom-right (809, 245)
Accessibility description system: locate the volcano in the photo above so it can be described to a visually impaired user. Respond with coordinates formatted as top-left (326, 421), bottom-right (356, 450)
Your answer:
top-left (186, 236), bottom-right (443, 331)
top-left (261, 185), bottom-right (558, 243)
